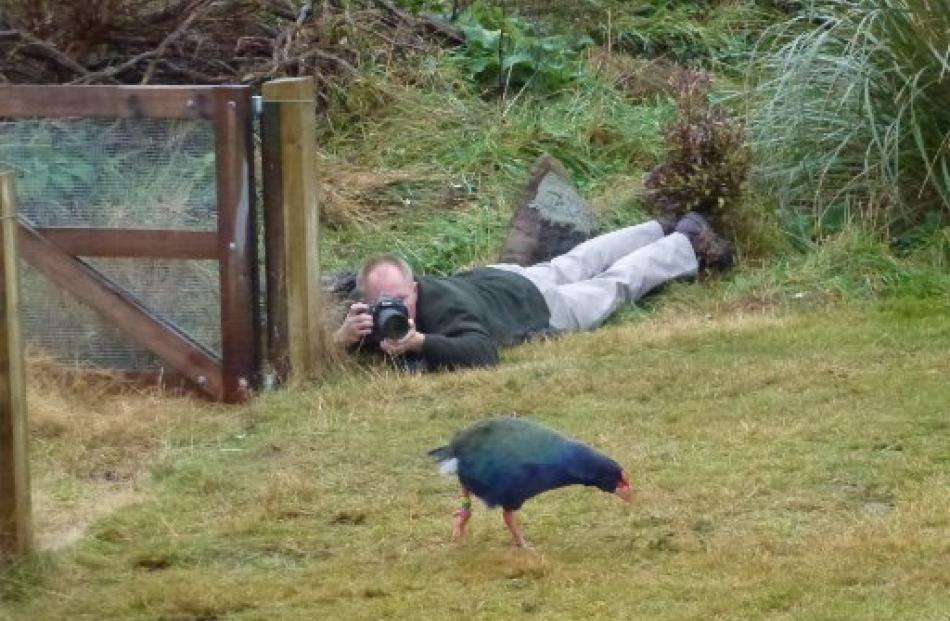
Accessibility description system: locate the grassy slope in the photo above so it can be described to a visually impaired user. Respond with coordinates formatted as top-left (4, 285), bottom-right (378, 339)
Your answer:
top-left (2, 295), bottom-right (948, 620)
top-left (316, 75), bottom-right (674, 275)
top-left (4, 3), bottom-right (949, 618)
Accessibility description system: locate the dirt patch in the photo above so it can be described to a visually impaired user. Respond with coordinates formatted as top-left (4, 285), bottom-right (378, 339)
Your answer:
top-left (33, 480), bottom-right (147, 551)
top-left (24, 351), bottom-right (231, 551)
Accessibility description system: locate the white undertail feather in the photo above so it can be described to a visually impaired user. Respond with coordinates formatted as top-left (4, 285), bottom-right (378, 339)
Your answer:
top-left (438, 457), bottom-right (458, 476)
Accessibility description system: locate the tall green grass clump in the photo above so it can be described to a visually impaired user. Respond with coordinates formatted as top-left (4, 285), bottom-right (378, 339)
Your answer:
top-left (604, 0), bottom-right (778, 71)
top-left (746, 0), bottom-right (950, 242)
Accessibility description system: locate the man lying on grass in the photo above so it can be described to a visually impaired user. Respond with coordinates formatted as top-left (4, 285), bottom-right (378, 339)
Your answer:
top-left (333, 212), bottom-right (733, 372)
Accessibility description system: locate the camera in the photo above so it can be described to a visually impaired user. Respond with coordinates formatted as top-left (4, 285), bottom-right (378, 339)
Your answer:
top-left (367, 296), bottom-right (411, 341)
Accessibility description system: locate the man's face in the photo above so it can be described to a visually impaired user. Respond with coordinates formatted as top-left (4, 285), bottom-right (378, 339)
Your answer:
top-left (363, 263), bottom-right (418, 320)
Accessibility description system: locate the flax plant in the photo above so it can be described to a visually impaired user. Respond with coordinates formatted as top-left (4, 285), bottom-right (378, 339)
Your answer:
top-left (747, 0), bottom-right (950, 239)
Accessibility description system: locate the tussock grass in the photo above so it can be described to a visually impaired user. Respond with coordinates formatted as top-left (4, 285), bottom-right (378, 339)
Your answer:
top-left (2, 298), bottom-right (948, 619)
top-left (315, 159), bottom-right (509, 275)
top-left (317, 163), bottom-right (464, 230)
top-left (746, 0), bottom-right (950, 238)
top-left (603, 0), bottom-right (779, 71)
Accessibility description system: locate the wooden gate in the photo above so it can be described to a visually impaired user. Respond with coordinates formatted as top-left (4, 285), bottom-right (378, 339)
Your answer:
top-left (0, 85), bottom-right (259, 403)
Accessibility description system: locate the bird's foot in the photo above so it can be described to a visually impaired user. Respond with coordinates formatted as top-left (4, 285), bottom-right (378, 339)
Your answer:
top-left (451, 488), bottom-right (473, 542)
top-left (451, 507), bottom-right (471, 541)
top-left (503, 509), bottom-right (528, 549)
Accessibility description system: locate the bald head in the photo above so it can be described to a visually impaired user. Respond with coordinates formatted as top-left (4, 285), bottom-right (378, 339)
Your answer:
top-left (358, 254), bottom-right (418, 319)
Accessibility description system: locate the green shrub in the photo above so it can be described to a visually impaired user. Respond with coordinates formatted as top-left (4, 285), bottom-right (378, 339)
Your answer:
top-left (746, 0), bottom-right (950, 241)
top-left (450, 2), bottom-right (592, 95)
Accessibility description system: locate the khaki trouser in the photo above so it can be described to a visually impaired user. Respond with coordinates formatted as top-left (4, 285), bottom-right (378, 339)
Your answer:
top-left (490, 221), bottom-right (698, 331)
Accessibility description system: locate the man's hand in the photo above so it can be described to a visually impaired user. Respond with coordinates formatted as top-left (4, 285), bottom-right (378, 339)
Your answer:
top-left (380, 319), bottom-right (425, 356)
top-left (334, 302), bottom-right (373, 347)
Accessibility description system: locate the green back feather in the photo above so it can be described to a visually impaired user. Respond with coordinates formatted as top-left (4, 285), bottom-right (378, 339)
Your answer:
top-left (449, 416), bottom-right (571, 465)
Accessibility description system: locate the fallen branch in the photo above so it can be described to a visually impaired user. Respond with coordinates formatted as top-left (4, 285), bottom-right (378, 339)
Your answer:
top-left (159, 60), bottom-right (231, 84)
top-left (65, 0), bottom-right (212, 85)
top-left (0, 0), bottom-right (452, 88)
top-left (140, 0), bottom-right (214, 84)
top-left (259, 0), bottom-right (298, 21)
top-left (138, 0), bottom-right (206, 26)
top-left (68, 50), bottom-right (157, 85)
top-left (372, 0), bottom-right (465, 45)
top-left (241, 46), bottom-right (358, 83)
top-left (12, 29), bottom-right (92, 79)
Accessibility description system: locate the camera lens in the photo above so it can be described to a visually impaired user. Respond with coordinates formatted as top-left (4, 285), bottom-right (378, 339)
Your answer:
top-left (376, 307), bottom-right (410, 340)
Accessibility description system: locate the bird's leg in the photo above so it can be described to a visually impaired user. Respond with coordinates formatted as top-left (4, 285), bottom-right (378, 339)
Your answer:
top-left (452, 488), bottom-right (472, 541)
top-left (503, 509), bottom-right (527, 548)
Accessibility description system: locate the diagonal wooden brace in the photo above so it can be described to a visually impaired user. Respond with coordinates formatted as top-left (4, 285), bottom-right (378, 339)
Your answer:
top-left (17, 220), bottom-right (224, 401)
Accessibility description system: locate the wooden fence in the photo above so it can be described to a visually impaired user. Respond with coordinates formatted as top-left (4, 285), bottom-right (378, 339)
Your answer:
top-left (0, 84), bottom-right (260, 403)
top-left (0, 78), bottom-right (322, 565)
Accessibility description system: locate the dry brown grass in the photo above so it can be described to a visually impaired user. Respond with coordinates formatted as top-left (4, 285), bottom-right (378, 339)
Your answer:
top-left (24, 349), bottom-right (231, 551)
top-left (586, 46), bottom-right (679, 102)
top-left (318, 162), bottom-right (477, 231)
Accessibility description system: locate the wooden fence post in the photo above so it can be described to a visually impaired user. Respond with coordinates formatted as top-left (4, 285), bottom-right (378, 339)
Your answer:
top-left (0, 172), bottom-right (32, 564)
top-left (261, 77), bottom-right (323, 382)
top-left (214, 86), bottom-right (260, 403)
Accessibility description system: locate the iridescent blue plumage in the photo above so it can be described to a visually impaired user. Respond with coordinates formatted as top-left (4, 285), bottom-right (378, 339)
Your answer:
top-left (430, 416), bottom-right (625, 511)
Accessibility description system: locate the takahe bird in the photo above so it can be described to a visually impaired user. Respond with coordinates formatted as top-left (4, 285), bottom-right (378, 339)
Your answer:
top-left (429, 415), bottom-right (632, 547)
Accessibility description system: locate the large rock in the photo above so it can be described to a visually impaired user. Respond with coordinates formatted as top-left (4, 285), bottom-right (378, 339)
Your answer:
top-left (324, 154), bottom-right (600, 303)
top-left (497, 154), bottom-right (598, 266)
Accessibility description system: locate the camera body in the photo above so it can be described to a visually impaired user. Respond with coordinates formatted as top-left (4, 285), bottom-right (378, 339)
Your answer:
top-left (368, 296), bottom-right (411, 342)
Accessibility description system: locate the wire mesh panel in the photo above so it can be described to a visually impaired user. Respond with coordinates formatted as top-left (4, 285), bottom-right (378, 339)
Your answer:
top-left (0, 118), bottom-right (220, 371)
top-left (0, 118), bottom-right (217, 229)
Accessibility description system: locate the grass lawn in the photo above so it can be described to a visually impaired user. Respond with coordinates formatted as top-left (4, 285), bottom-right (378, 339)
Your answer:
top-left (2, 296), bottom-right (948, 620)
top-left (2, 1), bottom-right (946, 618)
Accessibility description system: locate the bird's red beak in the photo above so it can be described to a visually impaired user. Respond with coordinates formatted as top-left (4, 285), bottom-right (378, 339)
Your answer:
top-left (615, 469), bottom-right (633, 503)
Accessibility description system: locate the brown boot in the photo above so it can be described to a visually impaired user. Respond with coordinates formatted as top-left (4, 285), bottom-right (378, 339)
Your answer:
top-left (674, 212), bottom-right (735, 272)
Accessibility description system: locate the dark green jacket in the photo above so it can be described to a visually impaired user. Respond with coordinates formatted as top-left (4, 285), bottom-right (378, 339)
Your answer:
top-left (412, 267), bottom-right (551, 370)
